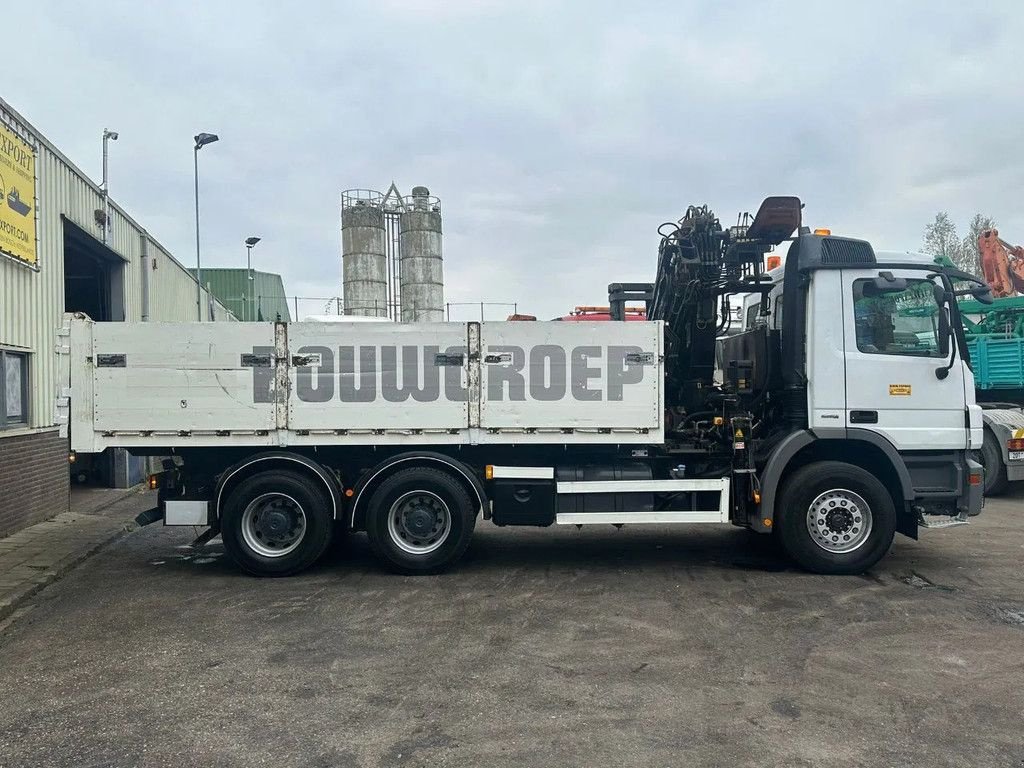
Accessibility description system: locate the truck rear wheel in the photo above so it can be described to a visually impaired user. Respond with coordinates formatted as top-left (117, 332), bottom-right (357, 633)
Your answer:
top-left (221, 470), bottom-right (334, 576)
top-left (978, 428), bottom-right (1008, 498)
top-left (776, 461), bottom-right (896, 575)
top-left (365, 467), bottom-right (477, 574)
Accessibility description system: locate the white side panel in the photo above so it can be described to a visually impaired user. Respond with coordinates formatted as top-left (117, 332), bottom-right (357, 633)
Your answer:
top-left (287, 322), bottom-right (469, 431)
top-left (806, 271), bottom-right (848, 429)
top-left (479, 321), bottom-right (662, 435)
top-left (90, 322), bottom-right (276, 433)
top-left (70, 319), bottom-right (667, 449)
top-left (489, 466), bottom-right (555, 479)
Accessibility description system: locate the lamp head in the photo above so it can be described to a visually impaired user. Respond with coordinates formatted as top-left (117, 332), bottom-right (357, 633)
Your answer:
top-left (194, 132), bottom-right (219, 150)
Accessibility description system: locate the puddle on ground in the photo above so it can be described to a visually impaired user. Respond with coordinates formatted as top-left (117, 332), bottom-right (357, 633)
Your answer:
top-left (901, 572), bottom-right (955, 592)
top-left (995, 606), bottom-right (1024, 627)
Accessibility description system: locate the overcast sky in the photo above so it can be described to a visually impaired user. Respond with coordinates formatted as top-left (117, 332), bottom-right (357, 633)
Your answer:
top-left (7, 0), bottom-right (1023, 319)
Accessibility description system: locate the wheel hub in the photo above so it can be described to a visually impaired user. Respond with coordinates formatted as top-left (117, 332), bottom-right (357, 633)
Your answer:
top-left (387, 491), bottom-right (452, 555)
top-left (241, 493), bottom-right (307, 558)
top-left (825, 508), bottom-right (854, 533)
top-left (806, 489), bottom-right (873, 554)
top-left (403, 505), bottom-right (437, 537)
top-left (263, 509), bottom-right (291, 536)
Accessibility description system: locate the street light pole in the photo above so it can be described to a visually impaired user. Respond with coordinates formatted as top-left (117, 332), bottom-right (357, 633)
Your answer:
top-left (245, 236), bottom-right (261, 321)
top-left (193, 132), bottom-right (219, 321)
top-left (101, 129), bottom-right (118, 244)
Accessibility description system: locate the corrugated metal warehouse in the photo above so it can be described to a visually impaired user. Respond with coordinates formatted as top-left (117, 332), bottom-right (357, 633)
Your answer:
top-left (188, 268), bottom-right (291, 323)
top-left (0, 97), bottom-right (236, 538)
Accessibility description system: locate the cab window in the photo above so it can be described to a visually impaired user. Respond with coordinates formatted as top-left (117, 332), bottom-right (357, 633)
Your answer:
top-left (745, 303), bottom-right (760, 330)
top-left (852, 279), bottom-right (943, 357)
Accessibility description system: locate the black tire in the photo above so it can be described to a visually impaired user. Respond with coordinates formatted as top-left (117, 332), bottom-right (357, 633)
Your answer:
top-left (979, 429), bottom-right (1008, 498)
top-left (221, 470), bottom-right (334, 576)
top-left (776, 461), bottom-right (896, 575)
top-left (365, 467), bottom-right (477, 574)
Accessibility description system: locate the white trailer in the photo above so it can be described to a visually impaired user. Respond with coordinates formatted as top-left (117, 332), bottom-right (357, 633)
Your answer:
top-left (55, 202), bottom-right (985, 577)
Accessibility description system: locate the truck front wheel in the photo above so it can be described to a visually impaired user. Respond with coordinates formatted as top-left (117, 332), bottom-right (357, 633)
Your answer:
top-left (365, 467), bottom-right (477, 574)
top-left (221, 470), bottom-right (334, 576)
top-left (776, 461), bottom-right (896, 575)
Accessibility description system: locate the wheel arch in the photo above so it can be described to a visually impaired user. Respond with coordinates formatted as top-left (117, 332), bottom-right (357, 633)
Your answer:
top-left (349, 452), bottom-right (487, 531)
top-left (760, 430), bottom-right (914, 536)
top-left (215, 452), bottom-right (343, 523)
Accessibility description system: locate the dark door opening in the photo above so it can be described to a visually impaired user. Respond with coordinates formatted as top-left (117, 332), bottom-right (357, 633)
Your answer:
top-left (62, 217), bottom-right (131, 487)
top-left (63, 217), bottom-right (125, 321)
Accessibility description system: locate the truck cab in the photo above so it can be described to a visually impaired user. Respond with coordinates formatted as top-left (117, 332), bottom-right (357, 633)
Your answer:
top-left (726, 242), bottom-right (984, 544)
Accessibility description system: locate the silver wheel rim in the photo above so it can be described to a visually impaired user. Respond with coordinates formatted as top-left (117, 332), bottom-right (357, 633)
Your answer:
top-left (806, 488), bottom-right (873, 554)
top-left (387, 491), bottom-right (451, 555)
top-left (240, 493), bottom-right (306, 558)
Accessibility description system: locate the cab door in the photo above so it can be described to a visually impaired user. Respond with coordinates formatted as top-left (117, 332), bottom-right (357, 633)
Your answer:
top-left (840, 269), bottom-right (967, 450)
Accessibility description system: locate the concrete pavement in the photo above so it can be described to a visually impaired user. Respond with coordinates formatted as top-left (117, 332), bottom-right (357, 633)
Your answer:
top-left (0, 487), bottom-right (153, 623)
top-left (0, 491), bottom-right (1022, 767)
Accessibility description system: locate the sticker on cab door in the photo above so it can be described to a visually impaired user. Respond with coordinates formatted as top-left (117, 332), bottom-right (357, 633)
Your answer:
top-left (889, 384), bottom-right (912, 396)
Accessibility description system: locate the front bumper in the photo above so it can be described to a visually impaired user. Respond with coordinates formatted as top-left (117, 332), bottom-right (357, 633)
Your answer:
top-left (1006, 460), bottom-right (1024, 483)
top-left (965, 457), bottom-right (984, 516)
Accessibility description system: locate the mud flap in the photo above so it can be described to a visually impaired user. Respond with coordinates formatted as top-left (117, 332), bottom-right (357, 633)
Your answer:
top-left (134, 506), bottom-right (162, 527)
top-left (896, 502), bottom-right (918, 540)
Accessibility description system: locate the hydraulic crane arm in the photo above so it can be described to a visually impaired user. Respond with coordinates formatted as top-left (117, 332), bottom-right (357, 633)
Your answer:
top-left (648, 196), bottom-right (802, 410)
top-left (978, 229), bottom-right (1024, 298)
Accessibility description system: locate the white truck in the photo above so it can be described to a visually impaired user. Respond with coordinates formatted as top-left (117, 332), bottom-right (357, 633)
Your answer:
top-left (57, 197), bottom-right (985, 576)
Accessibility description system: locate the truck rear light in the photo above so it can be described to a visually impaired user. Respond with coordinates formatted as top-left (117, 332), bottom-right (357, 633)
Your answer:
top-left (1008, 438), bottom-right (1024, 451)
top-left (968, 472), bottom-right (983, 486)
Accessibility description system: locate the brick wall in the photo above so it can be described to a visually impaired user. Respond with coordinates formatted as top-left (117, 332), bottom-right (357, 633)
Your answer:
top-left (0, 430), bottom-right (70, 538)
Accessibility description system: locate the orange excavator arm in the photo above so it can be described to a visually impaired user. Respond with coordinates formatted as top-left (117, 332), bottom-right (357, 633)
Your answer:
top-left (978, 229), bottom-right (1024, 298)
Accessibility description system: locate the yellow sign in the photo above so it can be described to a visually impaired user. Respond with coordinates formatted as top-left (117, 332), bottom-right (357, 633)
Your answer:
top-left (0, 122), bottom-right (37, 266)
top-left (889, 384), bottom-right (912, 396)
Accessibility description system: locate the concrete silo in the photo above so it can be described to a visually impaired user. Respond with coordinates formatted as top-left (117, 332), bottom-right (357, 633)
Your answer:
top-left (341, 190), bottom-right (388, 318)
top-left (398, 186), bottom-right (444, 322)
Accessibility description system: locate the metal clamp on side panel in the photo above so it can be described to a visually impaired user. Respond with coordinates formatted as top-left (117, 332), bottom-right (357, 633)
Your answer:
top-left (95, 354), bottom-right (126, 368)
top-left (434, 353), bottom-right (465, 366)
top-left (240, 353), bottom-right (273, 367)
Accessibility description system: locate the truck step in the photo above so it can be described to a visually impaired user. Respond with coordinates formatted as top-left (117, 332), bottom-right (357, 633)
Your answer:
top-left (918, 514), bottom-right (969, 530)
top-left (555, 478), bottom-right (730, 525)
top-left (556, 510), bottom-right (726, 525)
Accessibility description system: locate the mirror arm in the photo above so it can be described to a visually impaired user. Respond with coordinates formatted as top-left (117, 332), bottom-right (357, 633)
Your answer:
top-left (934, 306), bottom-right (956, 380)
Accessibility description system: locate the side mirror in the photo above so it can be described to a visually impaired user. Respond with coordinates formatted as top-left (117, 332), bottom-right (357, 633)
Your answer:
top-left (971, 285), bottom-right (994, 305)
top-left (933, 284), bottom-right (947, 306)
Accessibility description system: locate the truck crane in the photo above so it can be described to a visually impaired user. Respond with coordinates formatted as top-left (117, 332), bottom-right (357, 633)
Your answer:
top-left (59, 196), bottom-right (985, 577)
top-left (978, 228), bottom-right (1024, 298)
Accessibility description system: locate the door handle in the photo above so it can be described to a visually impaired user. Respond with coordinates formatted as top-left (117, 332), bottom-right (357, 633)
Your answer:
top-left (850, 410), bottom-right (878, 424)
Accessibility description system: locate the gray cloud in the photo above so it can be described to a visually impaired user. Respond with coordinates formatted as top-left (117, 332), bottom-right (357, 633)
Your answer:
top-left (8, 0), bottom-right (1023, 319)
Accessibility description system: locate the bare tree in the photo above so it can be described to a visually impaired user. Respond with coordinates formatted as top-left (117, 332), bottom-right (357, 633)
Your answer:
top-left (923, 212), bottom-right (967, 269)
top-left (961, 213), bottom-right (997, 276)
